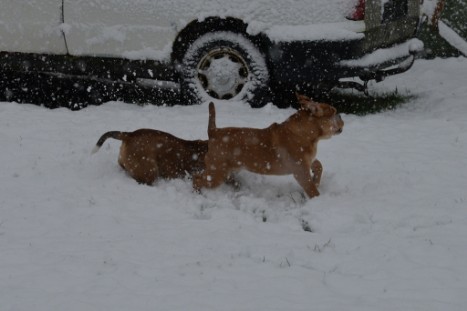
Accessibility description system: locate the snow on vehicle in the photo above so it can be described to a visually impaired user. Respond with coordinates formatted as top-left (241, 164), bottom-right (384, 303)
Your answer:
top-left (0, 0), bottom-right (424, 108)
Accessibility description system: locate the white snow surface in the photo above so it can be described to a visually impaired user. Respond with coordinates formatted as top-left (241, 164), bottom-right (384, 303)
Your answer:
top-left (265, 21), bottom-right (365, 43)
top-left (439, 21), bottom-right (467, 57)
top-left (1, 57), bottom-right (467, 310)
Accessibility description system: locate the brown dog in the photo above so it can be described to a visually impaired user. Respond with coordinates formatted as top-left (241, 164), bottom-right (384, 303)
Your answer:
top-left (193, 94), bottom-right (344, 198)
top-left (92, 129), bottom-right (208, 185)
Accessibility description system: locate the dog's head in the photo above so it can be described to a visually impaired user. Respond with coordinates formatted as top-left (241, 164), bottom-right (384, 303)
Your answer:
top-left (296, 93), bottom-right (344, 138)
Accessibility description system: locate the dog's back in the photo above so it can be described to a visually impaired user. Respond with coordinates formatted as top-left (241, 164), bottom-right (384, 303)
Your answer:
top-left (93, 129), bottom-right (208, 184)
top-left (125, 129), bottom-right (208, 179)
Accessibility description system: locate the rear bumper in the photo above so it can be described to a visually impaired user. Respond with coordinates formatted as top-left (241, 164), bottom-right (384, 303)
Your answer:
top-left (338, 38), bottom-right (424, 81)
top-left (267, 36), bottom-right (424, 87)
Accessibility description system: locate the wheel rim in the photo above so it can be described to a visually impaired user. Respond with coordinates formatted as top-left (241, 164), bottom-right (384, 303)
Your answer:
top-left (196, 47), bottom-right (249, 100)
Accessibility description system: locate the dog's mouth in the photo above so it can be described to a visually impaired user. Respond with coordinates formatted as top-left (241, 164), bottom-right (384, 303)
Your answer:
top-left (333, 114), bottom-right (344, 135)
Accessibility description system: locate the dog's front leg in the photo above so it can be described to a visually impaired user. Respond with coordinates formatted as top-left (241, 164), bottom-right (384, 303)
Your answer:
top-left (293, 168), bottom-right (320, 198)
top-left (311, 159), bottom-right (323, 188)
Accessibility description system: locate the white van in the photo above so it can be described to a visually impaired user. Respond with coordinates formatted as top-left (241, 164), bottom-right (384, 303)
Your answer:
top-left (0, 0), bottom-right (423, 108)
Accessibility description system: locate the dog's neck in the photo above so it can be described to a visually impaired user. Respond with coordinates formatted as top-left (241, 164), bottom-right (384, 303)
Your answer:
top-left (280, 110), bottom-right (323, 142)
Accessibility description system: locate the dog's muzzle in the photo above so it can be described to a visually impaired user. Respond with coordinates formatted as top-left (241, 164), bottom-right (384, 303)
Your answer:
top-left (333, 114), bottom-right (344, 135)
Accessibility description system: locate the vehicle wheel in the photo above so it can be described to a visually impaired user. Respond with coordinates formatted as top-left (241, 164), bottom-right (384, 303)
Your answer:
top-left (180, 31), bottom-right (271, 107)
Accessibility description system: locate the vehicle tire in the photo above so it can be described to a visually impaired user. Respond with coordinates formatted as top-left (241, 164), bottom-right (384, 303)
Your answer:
top-left (179, 31), bottom-right (271, 108)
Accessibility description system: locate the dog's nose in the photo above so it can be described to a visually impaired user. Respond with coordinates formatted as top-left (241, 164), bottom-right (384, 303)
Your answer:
top-left (336, 128), bottom-right (343, 134)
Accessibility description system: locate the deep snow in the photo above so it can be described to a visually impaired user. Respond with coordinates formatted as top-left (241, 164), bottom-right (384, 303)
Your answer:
top-left (1, 57), bottom-right (467, 311)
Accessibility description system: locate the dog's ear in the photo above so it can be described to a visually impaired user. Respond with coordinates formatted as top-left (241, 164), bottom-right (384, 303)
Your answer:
top-left (308, 103), bottom-right (325, 117)
top-left (309, 104), bottom-right (337, 117)
top-left (296, 92), bottom-right (313, 108)
top-left (296, 93), bottom-right (321, 114)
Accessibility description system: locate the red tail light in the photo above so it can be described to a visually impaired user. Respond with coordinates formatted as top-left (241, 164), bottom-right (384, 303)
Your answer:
top-left (347, 0), bottom-right (365, 21)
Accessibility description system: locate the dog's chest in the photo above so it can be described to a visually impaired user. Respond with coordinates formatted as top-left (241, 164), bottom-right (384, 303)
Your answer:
top-left (281, 127), bottom-right (318, 154)
top-left (302, 143), bottom-right (318, 159)
top-left (284, 141), bottom-right (318, 164)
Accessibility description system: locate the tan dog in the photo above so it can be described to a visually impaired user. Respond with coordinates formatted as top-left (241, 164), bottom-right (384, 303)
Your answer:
top-left (193, 94), bottom-right (344, 198)
top-left (92, 129), bottom-right (208, 185)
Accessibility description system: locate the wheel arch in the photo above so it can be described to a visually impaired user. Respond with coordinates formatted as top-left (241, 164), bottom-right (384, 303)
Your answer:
top-left (171, 17), bottom-right (269, 63)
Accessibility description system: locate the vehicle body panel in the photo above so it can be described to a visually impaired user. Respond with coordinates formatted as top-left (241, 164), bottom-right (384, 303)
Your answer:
top-left (0, 0), bottom-right (66, 54)
top-left (61, 0), bottom-right (355, 60)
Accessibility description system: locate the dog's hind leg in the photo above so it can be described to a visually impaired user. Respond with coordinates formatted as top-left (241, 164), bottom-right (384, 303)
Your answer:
top-left (193, 168), bottom-right (231, 191)
top-left (127, 161), bottom-right (160, 185)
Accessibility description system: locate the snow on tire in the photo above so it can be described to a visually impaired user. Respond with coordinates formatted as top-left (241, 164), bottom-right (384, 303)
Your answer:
top-left (180, 31), bottom-right (271, 107)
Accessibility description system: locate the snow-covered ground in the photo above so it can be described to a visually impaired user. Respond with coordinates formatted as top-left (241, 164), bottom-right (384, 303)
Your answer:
top-left (1, 57), bottom-right (466, 310)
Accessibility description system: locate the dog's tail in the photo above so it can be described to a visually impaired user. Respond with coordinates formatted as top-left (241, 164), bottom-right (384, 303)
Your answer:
top-left (91, 131), bottom-right (127, 155)
top-left (208, 102), bottom-right (216, 136)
